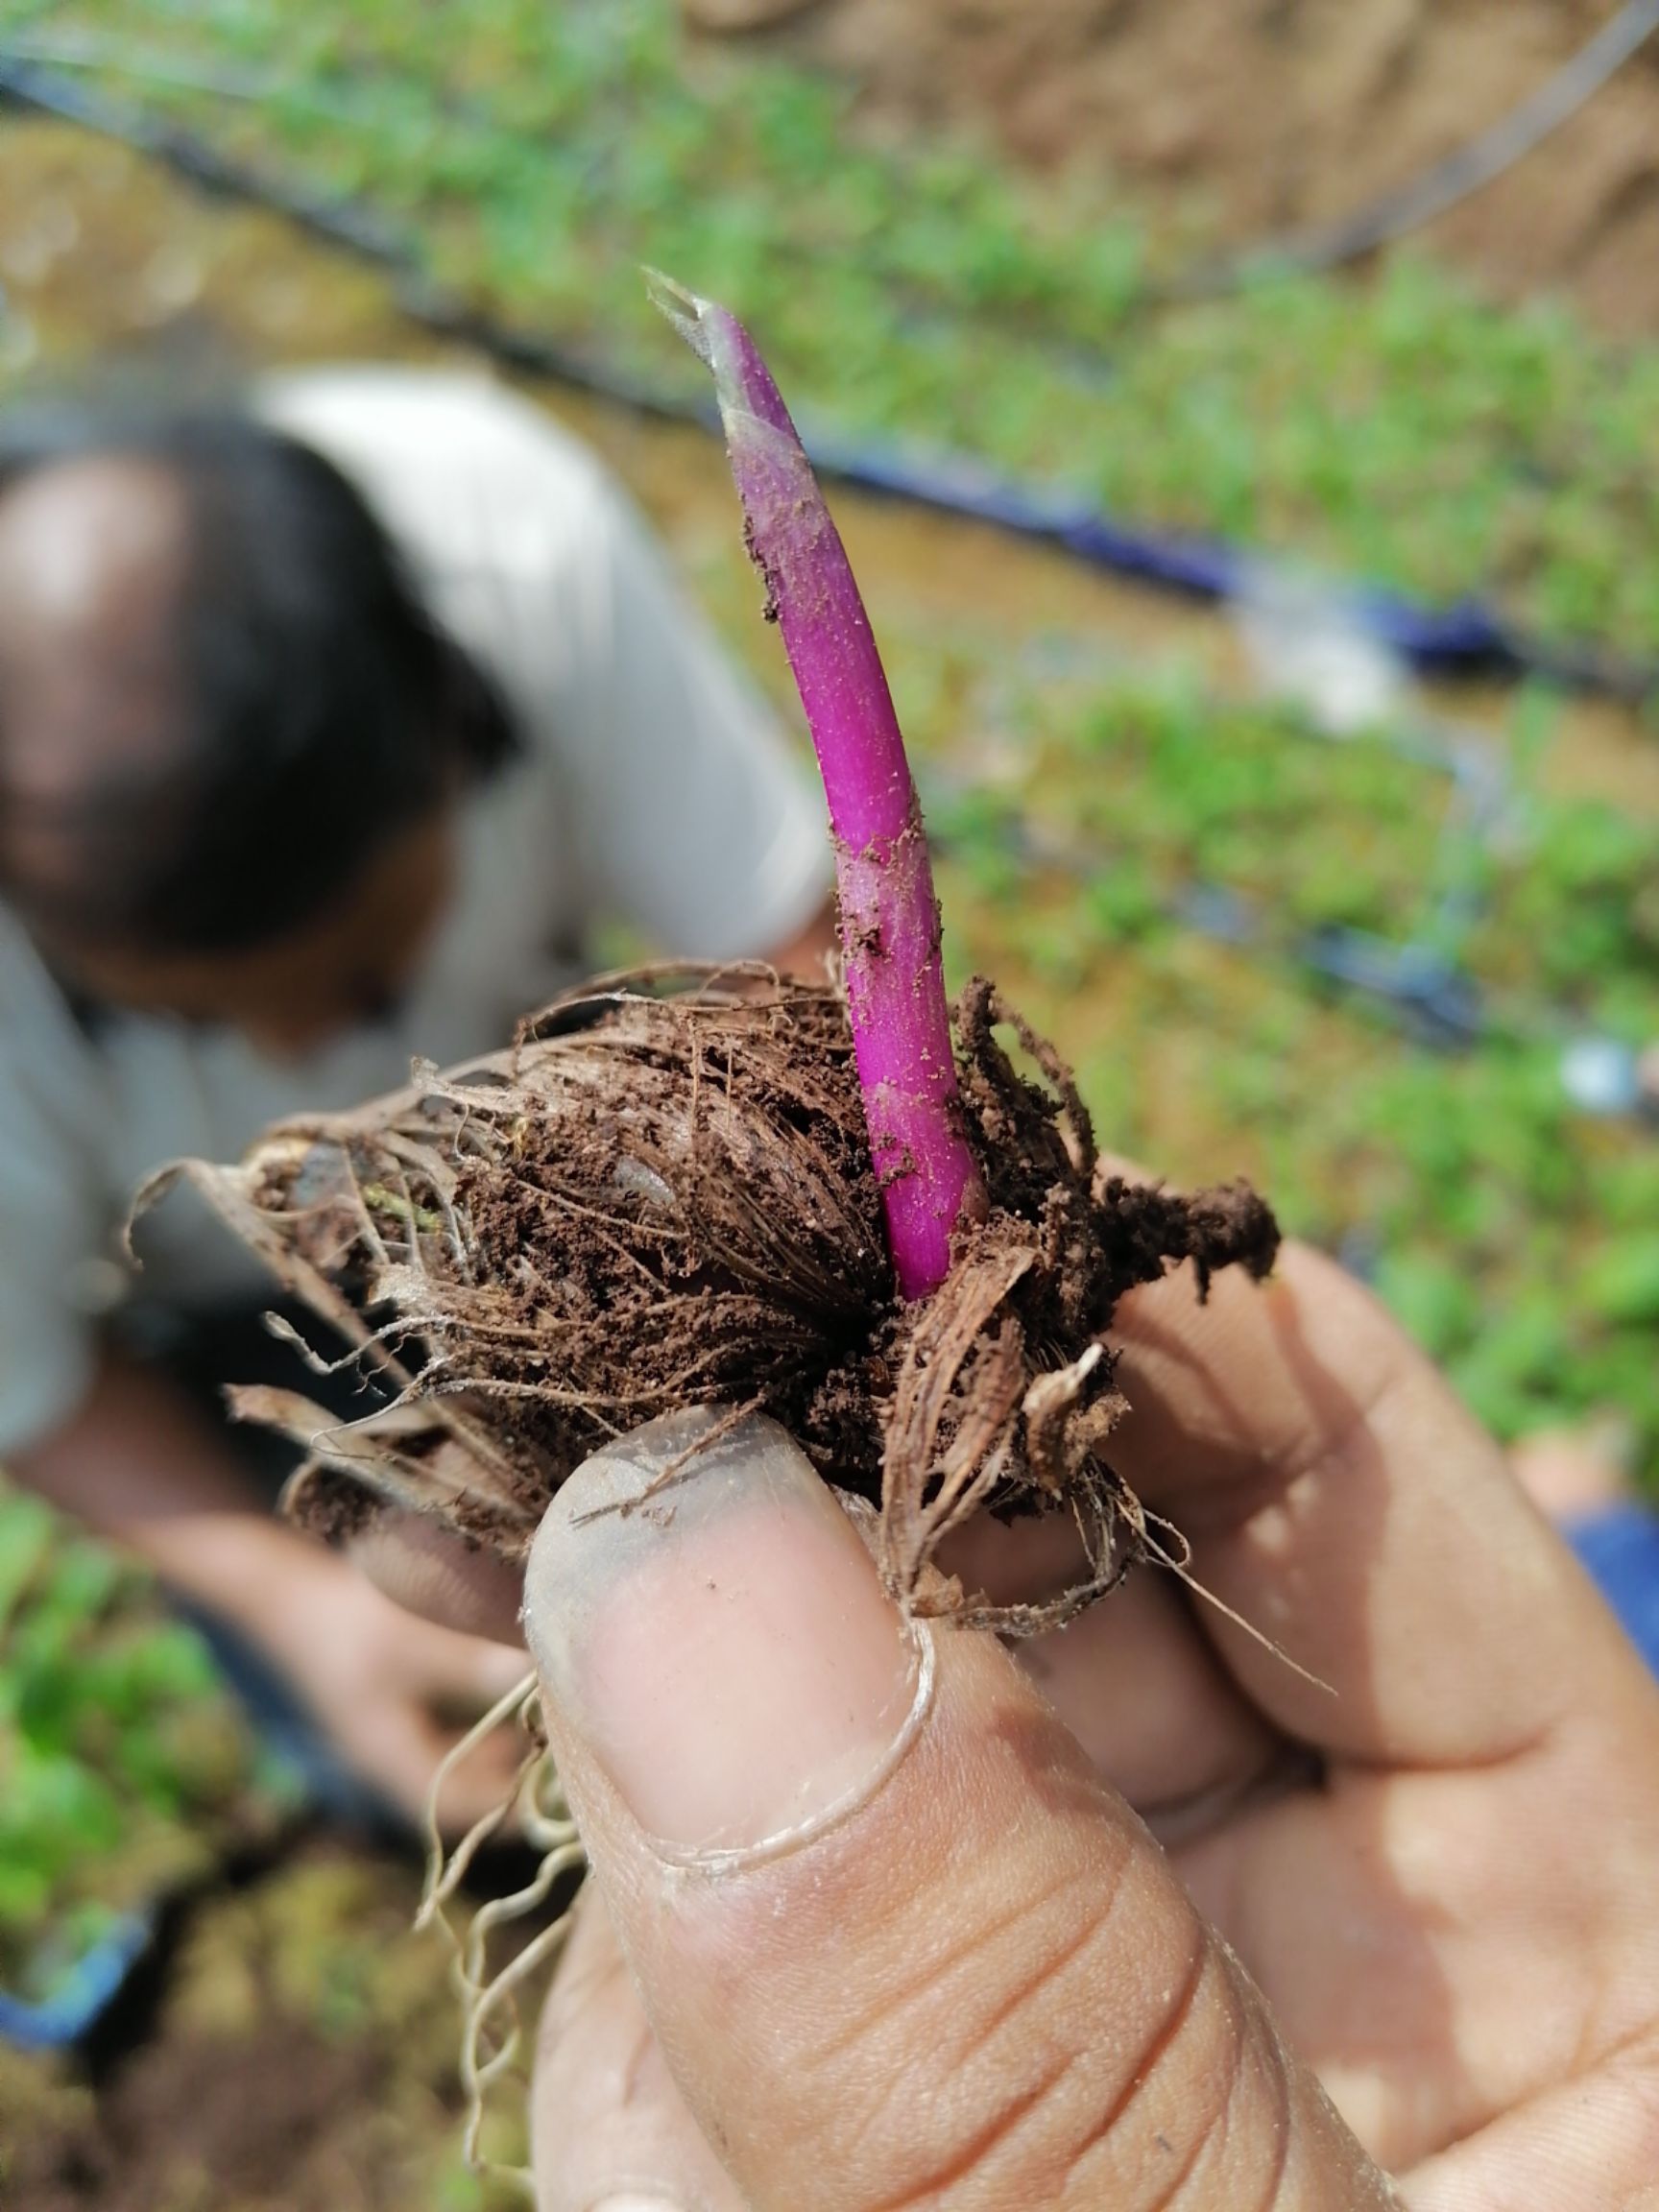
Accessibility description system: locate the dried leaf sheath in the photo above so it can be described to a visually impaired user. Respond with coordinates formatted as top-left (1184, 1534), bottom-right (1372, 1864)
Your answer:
top-left (139, 971), bottom-right (1280, 1630)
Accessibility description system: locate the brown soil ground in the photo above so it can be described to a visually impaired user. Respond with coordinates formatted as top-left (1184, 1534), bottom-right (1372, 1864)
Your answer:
top-left (718, 0), bottom-right (1659, 334)
top-left (0, 1841), bottom-right (530, 2212)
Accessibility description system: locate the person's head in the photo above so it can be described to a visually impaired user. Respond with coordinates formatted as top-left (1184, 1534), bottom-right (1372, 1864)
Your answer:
top-left (0, 402), bottom-right (517, 1054)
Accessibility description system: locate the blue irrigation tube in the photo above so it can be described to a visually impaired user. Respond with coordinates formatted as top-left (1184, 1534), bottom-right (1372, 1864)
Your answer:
top-left (802, 426), bottom-right (1610, 686)
top-left (0, 1911), bottom-right (154, 2052)
top-left (0, 50), bottom-right (1655, 706)
top-left (0, 1601), bottom-right (397, 2053)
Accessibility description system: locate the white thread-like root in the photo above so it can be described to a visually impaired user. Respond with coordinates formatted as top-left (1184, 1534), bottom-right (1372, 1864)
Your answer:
top-left (419, 1674), bottom-right (587, 2182)
top-left (419, 1670), bottom-right (541, 1927)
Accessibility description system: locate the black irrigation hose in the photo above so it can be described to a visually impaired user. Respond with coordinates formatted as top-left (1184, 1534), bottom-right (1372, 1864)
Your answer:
top-left (0, 52), bottom-right (403, 266)
top-left (924, 793), bottom-right (1490, 1051)
top-left (1172, 0), bottom-right (1659, 295)
top-left (0, 51), bottom-right (715, 410)
top-left (1, 48), bottom-right (1656, 707)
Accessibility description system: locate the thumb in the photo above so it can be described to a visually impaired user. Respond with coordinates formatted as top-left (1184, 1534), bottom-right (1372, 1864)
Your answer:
top-left (523, 1409), bottom-right (1391, 2212)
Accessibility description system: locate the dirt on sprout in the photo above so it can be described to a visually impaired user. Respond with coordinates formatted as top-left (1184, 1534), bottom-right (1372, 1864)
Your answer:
top-left (145, 966), bottom-right (1277, 1631)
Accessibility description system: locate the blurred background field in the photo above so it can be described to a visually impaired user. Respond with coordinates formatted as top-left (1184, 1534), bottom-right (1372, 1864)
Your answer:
top-left (0, 1), bottom-right (1654, 2202)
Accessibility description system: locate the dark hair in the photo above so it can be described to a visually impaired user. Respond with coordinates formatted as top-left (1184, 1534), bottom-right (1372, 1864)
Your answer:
top-left (0, 403), bottom-right (518, 952)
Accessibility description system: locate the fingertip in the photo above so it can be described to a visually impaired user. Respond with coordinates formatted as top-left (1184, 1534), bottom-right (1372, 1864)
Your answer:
top-left (535, 1898), bottom-right (740, 2212)
top-left (1106, 1237), bottom-right (1414, 1503)
top-left (522, 1407), bottom-right (920, 1863)
top-left (349, 1506), bottom-right (526, 1646)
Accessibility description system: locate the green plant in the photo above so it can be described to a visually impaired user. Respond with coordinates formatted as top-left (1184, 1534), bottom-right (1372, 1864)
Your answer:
top-left (0, 1480), bottom-right (265, 1994)
top-left (12, 0), bottom-right (1659, 657)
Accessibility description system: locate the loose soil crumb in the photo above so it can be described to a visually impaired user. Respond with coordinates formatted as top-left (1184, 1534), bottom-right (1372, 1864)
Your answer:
top-left (733, 0), bottom-right (1659, 334)
top-left (145, 972), bottom-right (1277, 1630)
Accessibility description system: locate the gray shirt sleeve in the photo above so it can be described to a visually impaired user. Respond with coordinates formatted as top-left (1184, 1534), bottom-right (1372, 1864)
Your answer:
top-left (0, 941), bottom-right (104, 1455)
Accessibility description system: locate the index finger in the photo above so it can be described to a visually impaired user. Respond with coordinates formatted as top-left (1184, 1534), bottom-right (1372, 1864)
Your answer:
top-left (1105, 1239), bottom-right (1645, 1765)
top-left (349, 1505), bottom-right (526, 1647)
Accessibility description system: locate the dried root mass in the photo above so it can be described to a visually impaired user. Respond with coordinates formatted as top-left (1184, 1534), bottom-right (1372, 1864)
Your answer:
top-left (141, 969), bottom-right (1278, 1631)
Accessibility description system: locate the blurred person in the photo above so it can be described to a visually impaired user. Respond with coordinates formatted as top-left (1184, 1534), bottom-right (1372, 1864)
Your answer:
top-left (0, 368), bottom-right (833, 1830)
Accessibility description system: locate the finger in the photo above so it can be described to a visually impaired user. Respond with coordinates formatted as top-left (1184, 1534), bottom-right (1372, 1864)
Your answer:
top-left (523, 1408), bottom-right (1391, 2212)
top-left (337, 1593), bottom-right (533, 1835)
top-left (349, 1506), bottom-right (525, 1647)
top-left (938, 1513), bottom-right (1286, 1834)
top-left (1508, 1425), bottom-right (1631, 1520)
top-left (344, 1690), bottom-right (520, 1837)
top-left (1400, 2037), bottom-right (1659, 2212)
top-left (440, 1628), bottom-right (539, 1717)
top-left (428, 1732), bottom-right (529, 1837)
top-left (1106, 1238), bottom-right (1644, 1764)
top-left (399, 1623), bottom-right (537, 1830)
top-left (1019, 1571), bottom-right (1297, 1839)
top-left (535, 1888), bottom-right (745, 2212)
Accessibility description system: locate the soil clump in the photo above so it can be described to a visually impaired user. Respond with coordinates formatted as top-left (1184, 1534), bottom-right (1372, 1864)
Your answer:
top-left (150, 974), bottom-right (1277, 1630)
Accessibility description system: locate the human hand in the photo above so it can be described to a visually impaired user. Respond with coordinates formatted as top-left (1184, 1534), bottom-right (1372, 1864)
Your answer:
top-left (239, 1525), bottom-right (530, 1838)
top-left (7, 1349), bottom-right (533, 1839)
top-left (363, 1239), bottom-right (1659, 2206)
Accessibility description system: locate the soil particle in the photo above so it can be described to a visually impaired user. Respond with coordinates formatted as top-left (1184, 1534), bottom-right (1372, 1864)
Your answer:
top-left (83, 2026), bottom-right (382, 2207)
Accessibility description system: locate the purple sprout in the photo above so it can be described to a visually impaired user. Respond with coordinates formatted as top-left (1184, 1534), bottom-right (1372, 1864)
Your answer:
top-left (649, 272), bottom-right (987, 1301)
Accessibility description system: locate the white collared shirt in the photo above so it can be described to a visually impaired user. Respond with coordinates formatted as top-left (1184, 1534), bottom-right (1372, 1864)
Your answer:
top-left (0, 367), bottom-right (830, 1454)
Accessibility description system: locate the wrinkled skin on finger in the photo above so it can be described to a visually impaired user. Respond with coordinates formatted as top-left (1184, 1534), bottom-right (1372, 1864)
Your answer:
top-left (354, 1241), bottom-right (1659, 2207)
top-left (935, 1244), bottom-right (1659, 2179)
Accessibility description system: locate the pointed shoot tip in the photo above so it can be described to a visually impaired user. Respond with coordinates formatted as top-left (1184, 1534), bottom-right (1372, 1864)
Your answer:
top-left (643, 267), bottom-right (714, 369)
